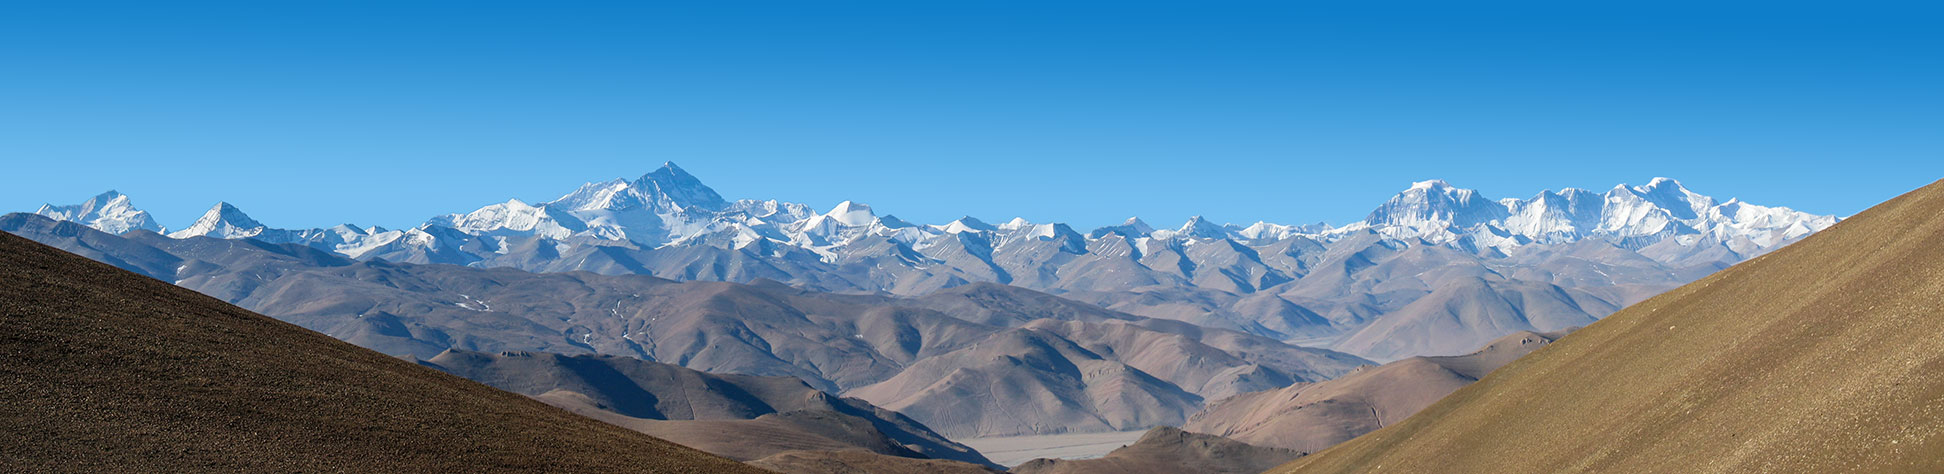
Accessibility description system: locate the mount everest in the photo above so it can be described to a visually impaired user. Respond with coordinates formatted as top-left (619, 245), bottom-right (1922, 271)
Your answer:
top-left (25, 162), bottom-right (1837, 360)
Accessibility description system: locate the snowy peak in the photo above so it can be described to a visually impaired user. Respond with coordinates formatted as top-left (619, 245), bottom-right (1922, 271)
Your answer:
top-left (1622, 177), bottom-right (1714, 220)
top-left (431, 198), bottom-right (586, 239)
top-left (550, 179), bottom-right (637, 211)
top-left (35, 190), bottom-right (163, 234)
top-left (545, 162), bottom-right (727, 214)
top-left (1087, 217), bottom-right (1157, 240)
top-left (1365, 180), bottom-right (1509, 230)
top-left (1176, 216), bottom-right (1231, 239)
top-left (1235, 221), bottom-right (1329, 241)
top-left (1345, 178), bottom-right (1836, 249)
top-left (1409, 179), bottom-right (1453, 190)
top-left (942, 216), bottom-right (996, 234)
top-left (824, 201), bottom-right (877, 227)
top-left (634, 161), bottom-right (728, 211)
top-left (169, 202), bottom-right (269, 239)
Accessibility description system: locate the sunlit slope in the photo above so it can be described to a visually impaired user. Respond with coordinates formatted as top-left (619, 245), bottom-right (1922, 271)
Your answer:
top-left (1278, 179), bottom-right (1944, 473)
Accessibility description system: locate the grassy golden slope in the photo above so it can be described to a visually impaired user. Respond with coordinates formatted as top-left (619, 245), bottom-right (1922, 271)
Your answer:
top-left (1278, 179), bottom-right (1944, 473)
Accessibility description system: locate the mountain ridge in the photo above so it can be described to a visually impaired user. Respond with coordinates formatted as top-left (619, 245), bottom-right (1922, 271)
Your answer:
top-left (22, 168), bottom-right (1837, 361)
top-left (33, 165), bottom-right (1833, 262)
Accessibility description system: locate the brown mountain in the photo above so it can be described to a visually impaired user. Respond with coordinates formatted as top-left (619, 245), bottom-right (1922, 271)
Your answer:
top-left (844, 317), bottom-right (1369, 438)
top-left (1184, 330), bottom-right (1561, 452)
top-left (1329, 278), bottom-right (1603, 361)
top-left (847, 327), bottom-right (1204, 438)
top-left (421, 348), bottom-right (995, 468)
top-left (1010, 426), bottom-right (1304, 474)
top-left (0, 231), bottom-right (758, 472)
top-left (1277, 179), bottom-right (1944, 473)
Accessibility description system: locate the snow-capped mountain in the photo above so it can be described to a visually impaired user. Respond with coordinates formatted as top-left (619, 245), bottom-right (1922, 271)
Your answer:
top-left (16, 163), bottom-right (1843, 358)
top-left (30, 162), bottom-right (1836, 268)
top-left (169, 202), bottom-right (279, 239)
top-left (1337, 177), bottom-right (1836, 250)
top-left (34, 190), bottom-right (163, 234)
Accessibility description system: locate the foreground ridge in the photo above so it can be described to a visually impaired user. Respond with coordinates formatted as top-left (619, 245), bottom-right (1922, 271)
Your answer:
top-left (1277, 178), bottom-right (1944, 473)
top-left (0, 231), bottom-right (761, 473)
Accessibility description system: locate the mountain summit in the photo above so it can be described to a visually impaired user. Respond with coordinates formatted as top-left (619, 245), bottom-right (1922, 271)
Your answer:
top-left (34, 190), bottom-right (162, 234)
top-left (1344, 179), bottom-right (1834, 248)
top-left (169, 202), bottom-right (273, 239)
top-left (637, 161), bottom-right (729, 211)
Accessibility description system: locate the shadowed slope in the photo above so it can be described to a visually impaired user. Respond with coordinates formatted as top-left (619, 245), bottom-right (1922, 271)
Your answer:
top-left (422, 348), bottom-right (995, 467)
top-left (0, 231), bottom-right (760, 473)
top-left (1279, 179), bottom-right (1944, 473)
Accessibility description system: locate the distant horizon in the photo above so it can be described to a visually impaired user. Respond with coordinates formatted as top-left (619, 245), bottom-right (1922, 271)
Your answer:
top-left (4, 2), bottom-right (1939, 229)
top-left (23, 163), bottom-right (1850, 233)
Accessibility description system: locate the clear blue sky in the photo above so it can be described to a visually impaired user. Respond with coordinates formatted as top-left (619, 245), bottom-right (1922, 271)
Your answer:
top-left (3, 1), bottom-right (1940, 230)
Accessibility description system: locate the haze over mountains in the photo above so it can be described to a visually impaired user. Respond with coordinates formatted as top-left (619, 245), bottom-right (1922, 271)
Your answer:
top-left (26, 164), bottom-right (1836, 361)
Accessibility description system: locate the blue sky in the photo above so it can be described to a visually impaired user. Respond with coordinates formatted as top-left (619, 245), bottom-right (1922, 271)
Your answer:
top-left (3, 1), bottom-right (1940, 230)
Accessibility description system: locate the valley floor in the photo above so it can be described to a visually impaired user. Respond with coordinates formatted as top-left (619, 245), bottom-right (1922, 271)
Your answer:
top-left (958, 429), bottom-right (1151, 467)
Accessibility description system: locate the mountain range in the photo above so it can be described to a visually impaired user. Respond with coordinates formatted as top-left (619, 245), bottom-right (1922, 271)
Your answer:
top-left (0, 212), bottom-right (1369, 441)
top-left (11, 166), bottom-right (1913, 473)
top-left (27, 164), bottom-right (1836, 361)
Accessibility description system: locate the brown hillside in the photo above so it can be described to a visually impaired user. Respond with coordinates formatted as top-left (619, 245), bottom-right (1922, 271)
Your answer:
top-left (422, 348), bottom-right (995, 467)
top-left (1185, 330), bottom-right (1559, 453)
top-left (1010, 426), bottom-right (1303, 474)
top-left (0, 231), bottom-right (761, 473)
top-left (748, 449), bottom-right (1003, 474)
top-left (1278, 179), bottom-right (1944, 473)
